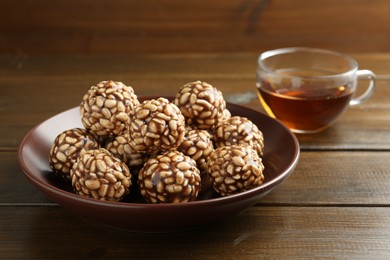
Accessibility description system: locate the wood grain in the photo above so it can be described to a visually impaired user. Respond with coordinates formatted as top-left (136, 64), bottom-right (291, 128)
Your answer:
top-left (5, 151), bottom-right (390, 206)
top-left (0, 152), bottom-right (52, 204)
top-left (2, 1), bottom-right (390, 257)
top-left (262, 151), bottom-right (390, 205)
top-left (2, 206), bottom-right (390, 258)
top-left (1, 54), bottom-right (390, 150)
top-left (1, 0), bottom-right (390, 54)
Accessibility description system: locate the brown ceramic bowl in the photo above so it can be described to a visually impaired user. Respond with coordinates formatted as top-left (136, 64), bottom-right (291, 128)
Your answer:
top-left (18, 97), bottom-right (299, 232)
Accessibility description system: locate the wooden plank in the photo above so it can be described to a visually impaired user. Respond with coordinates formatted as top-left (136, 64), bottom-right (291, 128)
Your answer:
top-left (1, 53), bottom-right (389, 78)
top-left (0, 152), bottom-right (52, 204)
top-left (1, 0), bottom-right (390, 53)
top-left (1, 206), bottom-right (390, 258)
top-left (6, 151), bottom-right (390, 205)
top-left (297, 108), bottom-right (390, 150)
top-left (1, 54), bottom-right (390, 150)
top-left (262, 151), bottom-right (390, 205)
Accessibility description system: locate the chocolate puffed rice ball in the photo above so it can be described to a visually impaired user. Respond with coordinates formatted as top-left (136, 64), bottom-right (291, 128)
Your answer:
top-left (177, 129), bottom-right (214, 173)
top-left (49, 128), bottom-right (99, 181)
top-left (129, 97), bottom-right (185, 155)
top-left (174, 81), bottom-right (226, 130)
top-left (138, 151), bottom-right (201, 203)
top-left (105, 131), bottom-right (149, 174)
top-left (213, 116), bottom-right (264, 156)
top-left (70, 148), bottom-right (132, 201)
top-left (207, 145), bottom-right (264, 196)
top-left (80, 80), bottom-right (140, 138)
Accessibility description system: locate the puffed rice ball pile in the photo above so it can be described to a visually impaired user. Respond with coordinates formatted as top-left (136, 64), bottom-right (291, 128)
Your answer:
top-left (49, 80), bottom-right (265, 203)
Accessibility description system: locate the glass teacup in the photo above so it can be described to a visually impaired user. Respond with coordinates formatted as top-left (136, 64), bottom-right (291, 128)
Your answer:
top-left (256, 47), bottom-right (376, 133)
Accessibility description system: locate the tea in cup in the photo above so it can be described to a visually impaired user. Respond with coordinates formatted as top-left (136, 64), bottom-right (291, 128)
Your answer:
top-left (256, 47), bottom-right (376, 133)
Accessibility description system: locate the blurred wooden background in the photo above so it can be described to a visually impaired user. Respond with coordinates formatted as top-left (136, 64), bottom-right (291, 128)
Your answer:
top-left (1, 0), bottom-right (389, 54)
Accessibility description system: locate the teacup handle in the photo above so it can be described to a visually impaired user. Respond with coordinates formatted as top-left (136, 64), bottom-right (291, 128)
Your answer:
top-left (349, 70), bottom-right (376, 106)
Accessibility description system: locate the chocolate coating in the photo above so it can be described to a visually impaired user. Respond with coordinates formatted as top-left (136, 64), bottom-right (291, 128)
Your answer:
top-left (49, 128), bottom-right (99, 181)
top-left (177, 129), bottom-right (214, 173)
top-left (128, 97), bottom-right (185, 155)
top-left (174, 81), bottom-right (226, 130)
top-left (80, 80), bottom-right (139, 138)
top-left (138, 151), bottom-right (201, 203)
top-left (70, 148), bottom-right (132, 201)
top-left (213, 116), bottom-right (264, 156)
top-left (207, 145), bottom-right (264, 196)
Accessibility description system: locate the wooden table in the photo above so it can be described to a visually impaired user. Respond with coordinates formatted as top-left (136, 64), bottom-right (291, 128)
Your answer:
top-left (3, 0), bottom-right (390, 258)
top-left (1, 53), bottom-right (390, 258)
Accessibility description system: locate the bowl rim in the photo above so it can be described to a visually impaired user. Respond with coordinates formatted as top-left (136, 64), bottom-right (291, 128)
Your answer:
top-left (18, 101), bottom-right (300, 209)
